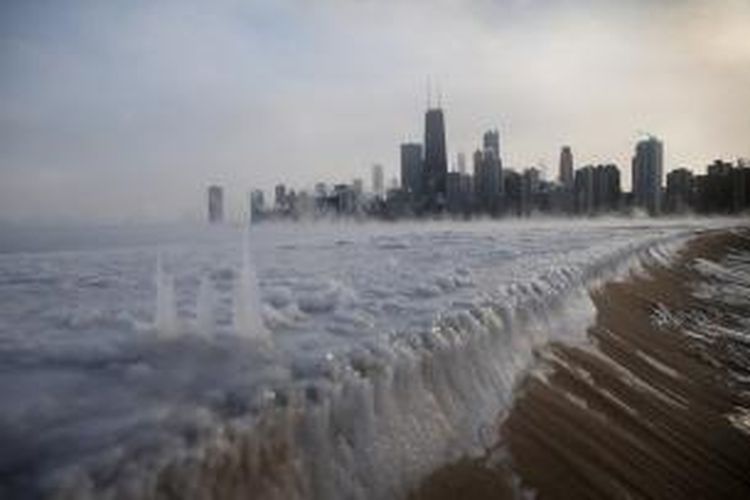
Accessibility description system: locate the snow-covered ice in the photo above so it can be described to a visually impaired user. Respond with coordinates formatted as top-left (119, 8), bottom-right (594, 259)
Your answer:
top-left (0, 218), bottom-right (738, 499)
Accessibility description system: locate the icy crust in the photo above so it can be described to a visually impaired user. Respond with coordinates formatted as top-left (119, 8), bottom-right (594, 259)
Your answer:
top-left (0, 221), bottom-right (731, 499)
top-left (38, 240), bottom-right (697, 498)
top-left (652, 235), bottom-right (750, 438)
top-left (687, 245), bottom-right (750, 347)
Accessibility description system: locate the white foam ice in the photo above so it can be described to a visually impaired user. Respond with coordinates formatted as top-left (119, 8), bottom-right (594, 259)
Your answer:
top-left (0, 218), bottom-right (742, 499)
top-left (195, 275), bottom-right (215, 337)
top-left (234, 230), bottom-right (272, 344)
top-left (154, 252), bottom-right (178, 338)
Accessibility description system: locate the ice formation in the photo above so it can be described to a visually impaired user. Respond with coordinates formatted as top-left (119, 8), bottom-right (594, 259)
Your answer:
top-left (0, 218), bottom-right (742, 499)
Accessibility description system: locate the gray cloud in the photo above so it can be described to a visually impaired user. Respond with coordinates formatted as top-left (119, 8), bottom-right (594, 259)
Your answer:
top-left (1, 0), bottom-right (748, 223)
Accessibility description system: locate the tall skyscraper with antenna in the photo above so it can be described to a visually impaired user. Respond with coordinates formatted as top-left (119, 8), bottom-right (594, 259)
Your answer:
top-left (423, 103), bottom-right (448, 210)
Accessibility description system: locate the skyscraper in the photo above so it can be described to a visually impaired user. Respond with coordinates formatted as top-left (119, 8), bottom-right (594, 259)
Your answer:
top-left (559, 146), bottom-right (574, 189)
top-left (574, 166), bottom-right (595, 214)
top-left (208, 185), bottom-right (224, 224)
top-left (665, 168), bottom-right (693, 213)
top-left (372, 164), bottom-right (384, 198)
top-left (423, 108), bottom-right (448, 209)
top-left (593, 164), bottom-right (621, 212)
top-left (457, 152), bottom-right (467, 175)
top-left (249, 189), bottom-right (264, 223)
top-left (632, 136), bottom-right (664, 214)
top-left (352, 178), bottom-right (364, 197)
top-left (520, 167), bottom-right (540, 216)
top-left (472, 128), bottom-right (503, 215)
top-left (483, 129), bottom-right (500, 159)
top-left (400, 143), bottom-right (423, 197)
top-left (446, 171), bottom-right (463, 214)
top-left (473, 147), bottom-right (502, 215)
top-left (274, 184), bottom-right (287, 210)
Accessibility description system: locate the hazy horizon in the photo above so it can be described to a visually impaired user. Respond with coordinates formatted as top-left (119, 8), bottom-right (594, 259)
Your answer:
top-left (2, 0), bottom-right (749, 224)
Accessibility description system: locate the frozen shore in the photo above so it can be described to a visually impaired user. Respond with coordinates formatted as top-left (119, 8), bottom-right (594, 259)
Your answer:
top-left (413, 227), bottom-right (750, 499)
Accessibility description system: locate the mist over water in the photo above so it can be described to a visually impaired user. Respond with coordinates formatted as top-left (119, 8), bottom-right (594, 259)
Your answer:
top-left (0, 218), bottom-right (743, 498)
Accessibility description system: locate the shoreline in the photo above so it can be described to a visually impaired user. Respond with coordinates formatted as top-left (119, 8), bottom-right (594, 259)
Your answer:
top-left (412, 227), bottom-right (750, 499)
top-left (2, 224), bottom-right (746, 499)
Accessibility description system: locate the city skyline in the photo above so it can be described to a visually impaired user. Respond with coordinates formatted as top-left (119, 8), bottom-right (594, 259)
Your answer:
top-left (2, 0), bottom-right (750, 223)
top-left (231, 104), bottom-right (749, 223)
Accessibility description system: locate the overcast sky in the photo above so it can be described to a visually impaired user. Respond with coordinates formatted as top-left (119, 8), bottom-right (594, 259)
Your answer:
top-left (1, 0), bottom-right (749, 223)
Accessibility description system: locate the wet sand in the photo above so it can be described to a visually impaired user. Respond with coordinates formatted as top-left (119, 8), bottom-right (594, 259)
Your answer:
top-left (412, 228), bottom-right (750, 499)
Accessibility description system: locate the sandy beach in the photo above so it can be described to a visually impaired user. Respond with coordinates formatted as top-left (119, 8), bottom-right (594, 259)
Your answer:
top-left (413, 227), bottom-right (750, 499)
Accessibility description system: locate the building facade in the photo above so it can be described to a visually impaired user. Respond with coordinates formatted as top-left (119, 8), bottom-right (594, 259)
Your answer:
top-left (632, 136), bottom-right (664, 215)
top-left (474, 148), bottom-right (502, 215)
top-left (665, 168), bottom-right (693, 213)
top-left (559, 146), bottom-right (574, 189)
top-left (483, 129), bottom-right (500, 159)
top-left (371, 164), bottom-right (384, 198)
top-left (423, 108), bottom-right (448, 209)
top-left (400, 143), bottom-right (423, 199)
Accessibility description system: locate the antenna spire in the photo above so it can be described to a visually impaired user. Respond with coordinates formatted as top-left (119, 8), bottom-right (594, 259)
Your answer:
top-left (426, 76), bottom-right (432, 109)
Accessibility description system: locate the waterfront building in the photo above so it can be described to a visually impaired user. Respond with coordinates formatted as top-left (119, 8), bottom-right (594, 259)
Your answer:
top-left (274, 184), bottom-right (287, 210)
top-left (474, 148), bottom-right (502, 215)
top-left (400, 143), bottom-right (423, 199)
top-left (559, 146), bottom-right (574, 189)
top-left (632, 136), bottom-right (664, 215)
top-left (483, 129), bottom-right (500, 159)
top-left (665, 168), bottom-right (694, 213)
top-left (372, 164), bottom-right (384, 198)
top-left (457, 152), bottom-right (467, 175)
top-left (249, 189), bottom-right (264, 223)
top-left (423, 108), bottom-right (448, 210)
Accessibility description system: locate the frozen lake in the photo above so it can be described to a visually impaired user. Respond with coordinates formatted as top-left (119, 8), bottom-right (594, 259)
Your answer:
top-left (0, 218), bottom-right (736, 499)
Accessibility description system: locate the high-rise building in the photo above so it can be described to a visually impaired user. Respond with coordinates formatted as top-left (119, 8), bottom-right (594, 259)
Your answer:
top-left (372, 164), bottom-right (384, 198)
top-left (520, 167), bottom-right (541, 216)
top-left (473, 148), bottom-right (502, 214)
top-left (274, 184), bottom-right (287, 210)
top-left (446, 171), bottom-right (463, 214)
top-left (352, 178), bottom-right (364, 197)
top-left (697, 159), bottom-right (743, 213)
top-left (471, 129), bottom-right (504, 215)
top-left (332, 184), bottom-right (356, 214)
top-left (574, 164), bottom-right (620, 214)
top-left (731, 163), bottom-right (750, 212)
top-left (632, 136), bottom-right (664, 214)
top-left (574, 166), bottom-right (595, 214)
top-left (457, 152), bottom-right (467, 175)
top-left (503, 169), bottom-right (522, 215)
top-left (423, 108), bottom-right (448, 209)
top-left (208, 185), bottom-right (224, 224)
top-left (473, 149), bottom-right (483, 209)
top-left (665, 168), bottom-right (693, 213)
top-left (559, 146), bottom-right (574, 189)
top-left (460, 173), bottom-right (473, 211)
top-left (249, 189), bottom-right (264, 223)
top-left (594, 164), bottom-right (621, 212)
top-left (483, 128), bottom-right (503, 192)
top-left (400, 143), bottom-right (423, 197)
top-left (483, 129), bottom-right (500, 159)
